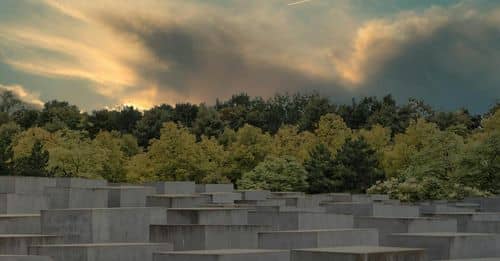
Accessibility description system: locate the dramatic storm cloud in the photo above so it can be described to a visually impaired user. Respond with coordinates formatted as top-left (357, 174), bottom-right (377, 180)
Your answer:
top-left (0, 0), bottom-right (498, 111)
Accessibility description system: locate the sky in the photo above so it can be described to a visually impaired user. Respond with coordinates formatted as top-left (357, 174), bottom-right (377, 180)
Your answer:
top-left (0, 0), bottom-right (499, 112)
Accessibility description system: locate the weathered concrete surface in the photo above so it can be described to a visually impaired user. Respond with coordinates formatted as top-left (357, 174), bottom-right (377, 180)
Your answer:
top-left (0, 235), bottom-right (59, 255)
top-left (148, 182), bottom-right (196, 195)
top-left (0, 194), bottom-right (48, 214)
top-left (355, 217), bottom-right (457, 245)
top-left (196, 184), bottom-right (234, 193)
top-left (0, 177), bottom-right (55, 195)
top-left (386, 233), bottom-right (500, 260)
top-left (29, 243), bottom-right (172, 261)
top-left (323, 202), bottom-right (420, 218)
top-left (55, 178), bottom-right (107, 189)
top-left (166, 208), bottom-right (248, 225)
top-left (249, 210), bottom-right (353, 230)
top-left (237, 190), bottom-right (270, 201)
top-left (146, 195), bottom-right (208, 208)
top-left (0, 215), bottom-right (40, 234)
top-left (465, 197), bottom-right (500, 212)
top-left (104, 186), bottom-right (155, 208)
top-left (0, 256), bottom-right (54, 261)
top-left (291, 246), bottom-right (425, 261)
top-left (44, 187), bottom-right (108, 209)
top-left (258, 229), bottom-right (378, 249)
top-left (41, 208), bottom-right (167, 243)
top-left (201, 193), bottom-right (242, 204)
top-left (150, 225), bottom-right (271, 250)
top-left (153, 249), bottom-right (290, 261)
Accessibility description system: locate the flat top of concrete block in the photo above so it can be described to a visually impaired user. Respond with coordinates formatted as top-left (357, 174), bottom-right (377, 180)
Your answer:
top-left (167, 207), bottom-right (249, 211)
top-left (391, 232), bottom-right (497, 237)
top-left (156, 249), bottom-right (288, 255)
top-left (293, 246), bottom-right (423, 254)
top-left (0, 214), bottom-right (40, 218)
top-left (97, 186), bottom-right (151, 190)
top-left (432, 212), bottom-right (484, 216)
top-left (0, 234), bottom-right (57, 238)
top-left (44, 207), bottom-right (164, 211)
top-left (152, 224), bottom-right (268, 228)
top-left (149, 194), bottom-right (202, 198)
top-left (357, 216), bottom-right (445, 221)
top-left (31, 243), bottom-right (171, 248)
top-left (258, 228), bottom-right (375, 234)
top-left (439, 257), bottom-right (500, 261)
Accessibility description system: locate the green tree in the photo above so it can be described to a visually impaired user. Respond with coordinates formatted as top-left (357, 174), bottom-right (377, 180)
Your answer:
top-left (315, 113), bottom-right (352, 155)
top-left (304, 143), bottom-right (336, 193)
top-left (237, 156), bottom-right (308, 192)
top-left (13, 140), bottom-right (51, 177)
top-left (193, 104), bottom-right (225, 139)
top-left (0, 122), bottom-right (21, 175)
top-left (329, 138), bottom-right (384, 192)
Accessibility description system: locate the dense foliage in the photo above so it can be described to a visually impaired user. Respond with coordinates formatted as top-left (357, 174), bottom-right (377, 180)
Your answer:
top-left (0, 90), bottom-right (498, 201)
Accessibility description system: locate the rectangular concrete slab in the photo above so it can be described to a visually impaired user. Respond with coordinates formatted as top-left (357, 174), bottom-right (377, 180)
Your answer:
top-left (153, 249), bottom-right (290, 261)
top-left (146, 194), bottom-right (208, 208)
top-left (55, 178), bottom-right (107, 188)
top-left (0, 177), bottom-right (55, 195)
top-left (148, 182), bottom-right (196, 194)
top-left (0, 256), bottom-right (53, 261)
top-left (201, 193), bottom-right (242, 204)
top-left (291, 246), bottom-right (425, 261)
top-left (0, 194), bottom-right (48, 214)
top-left (0, 235), bottom-right (60, 255)
top-left (355, 217), bottom-right (457, 245)
top-left (237, 190), bottom-right (270, 201)
top-left (150, 224), bottom-right (271, 250)
top-left (166, 208), bottom-right (248, 225)
top-left (0, 215), bottom-right (40, 234)
top-left (44, 187), bottom-right (108, 209)
top-left (249, 210), bottom-right (353, 230)
top-left (103, 186), bottom-right (156, 208)
top-left (258, 228), bottom-right (378, 249)
top-left (29, 243), bottom-right (172, 261)
top-left (41, 208), bottom-right (167, 243)
top-left (386, 233), bottom-right (500, 260)
top-left (195, 184), bottom-right (234, 193)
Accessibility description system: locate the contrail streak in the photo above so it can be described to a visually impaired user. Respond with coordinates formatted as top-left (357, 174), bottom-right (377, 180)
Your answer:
top-left (288, 0), bottom-right (313, 6)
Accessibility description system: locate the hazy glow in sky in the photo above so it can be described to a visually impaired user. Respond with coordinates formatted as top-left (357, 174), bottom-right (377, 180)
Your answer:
top-left (0, 0), bottom-right (499, 111)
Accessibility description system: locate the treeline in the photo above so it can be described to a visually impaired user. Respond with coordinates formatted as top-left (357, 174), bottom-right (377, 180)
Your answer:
top-left (0, 91), bottom-right (499, 201)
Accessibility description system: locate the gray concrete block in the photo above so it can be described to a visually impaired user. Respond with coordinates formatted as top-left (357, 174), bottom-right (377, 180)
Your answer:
top-left (196, 184), bottom-right (234, 193)
top-left (465, 197), bottom-right (500, 212)
top-left (201, 193), bottom-right (242, 204)
top-left (386, 233), bottom-right (500, 260)
top-left (429, 213), bottom-right (500, 230)
top-left (148, 182), bottom-right (196, 194)
top-left (150, 225), bottom-right (271, 250)
top-left (237, 190), bottom-right (270, 201)
top-left (0, 177), bottom-right (55, 195)
top-left (249, 211), bottom-right (353, 230)
top-left (321, 202), bottom-right (373, 216)
top-left (0, 235), bottom-right (59, 255)
top-left (44, 188), bottom-right (108, 209)
top-left (323, 202), bottom-right (419, 218)
top-left (55, 178), bottom-right (107, 188)
top-left (166, 208), bottom-right (248, 225)
top-left (153, 249), bottom-right (290, 261)
top-left (258, 228), bottom-right (378, 249)
top-left (41, 208), bottom-right (167, 243)
top-left (103, 186), bottom-right (155, 208)
top-left (0, 256), bottom-right (53, 261)
top-left (0, 215), bottom-right (40, 234)
top-left (355, 217), bottom-right (457, 245)
top-left (0, 194), bottom-right (48, 214)
top-left (29, 243), bottom-right (172, 261)
top-left (291, 246), bottom-right (425, 261)
top-left (146, 195), bottom-right (208, 208)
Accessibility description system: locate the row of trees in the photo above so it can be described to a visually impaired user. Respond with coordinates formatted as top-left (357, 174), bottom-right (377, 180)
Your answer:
top-left (0, 91), bottom-right (498, 201)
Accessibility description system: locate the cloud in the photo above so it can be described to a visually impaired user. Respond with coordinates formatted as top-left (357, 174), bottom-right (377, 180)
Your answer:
top-left (336, 6), bottom-right (500, 110)
top-left (0, 0), bottom-right (498, 112)
top-left (0, 84), bottom-right (44, 108)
